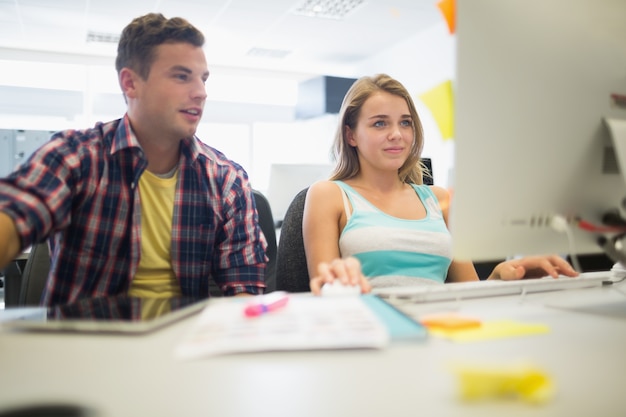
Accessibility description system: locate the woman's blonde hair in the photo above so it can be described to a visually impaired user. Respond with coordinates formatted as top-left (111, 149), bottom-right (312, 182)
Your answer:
top-left (329, 73), bottom-right (426, 184)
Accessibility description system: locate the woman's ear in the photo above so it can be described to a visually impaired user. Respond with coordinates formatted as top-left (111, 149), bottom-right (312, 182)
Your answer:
top-left (345, 126), bottom-right (357, 147)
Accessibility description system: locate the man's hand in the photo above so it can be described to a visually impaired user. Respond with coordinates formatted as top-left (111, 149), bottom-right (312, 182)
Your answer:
top-left (0, 212), bottom-right (20, 270)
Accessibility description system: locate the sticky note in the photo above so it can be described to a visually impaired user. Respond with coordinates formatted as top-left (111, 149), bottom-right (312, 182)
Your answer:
top-left (437, 0), bottom-right (456, 34)
top-left (419, 80), bottom-right (455, 140)
top-left (429, 319), bottom-right (549, 342)
top-left (420, 312), bottom-right (481, 331)
top-left (452, 362), bottom-right (554, 404)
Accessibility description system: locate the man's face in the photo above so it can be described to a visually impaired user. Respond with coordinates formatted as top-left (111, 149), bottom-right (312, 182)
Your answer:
top-left (128, 42), bottom-right (209, 142)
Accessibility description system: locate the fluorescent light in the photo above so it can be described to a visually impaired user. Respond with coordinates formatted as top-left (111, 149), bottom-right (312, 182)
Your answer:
top-left (292, 0), bottom-right (365, 19)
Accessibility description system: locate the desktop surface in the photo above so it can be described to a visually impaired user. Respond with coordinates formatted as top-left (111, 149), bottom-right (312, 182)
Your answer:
top-left (1, 282), bottom-right (625, 417)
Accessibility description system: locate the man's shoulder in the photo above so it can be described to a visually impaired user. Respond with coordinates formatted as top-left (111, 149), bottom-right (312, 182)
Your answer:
top-left (191, 138), bottom-right (246, 172)
top-left (51, 119), bottom-right (119, 148)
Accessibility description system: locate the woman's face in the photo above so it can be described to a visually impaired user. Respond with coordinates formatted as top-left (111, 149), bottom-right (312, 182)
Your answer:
top-left (346, 91), bottom-right (414, 173)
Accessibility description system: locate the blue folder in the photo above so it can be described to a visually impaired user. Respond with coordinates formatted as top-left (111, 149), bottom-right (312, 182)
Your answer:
top-left (361, 294), bottom-right (428, 342)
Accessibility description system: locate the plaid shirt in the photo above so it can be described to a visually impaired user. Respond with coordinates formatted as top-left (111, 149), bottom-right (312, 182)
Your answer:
top-left (0, 115), bottom-right (266, 306)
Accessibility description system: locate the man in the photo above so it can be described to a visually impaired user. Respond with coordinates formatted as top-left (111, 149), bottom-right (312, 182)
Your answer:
top-left (0, 13), bottom-right (267, 306)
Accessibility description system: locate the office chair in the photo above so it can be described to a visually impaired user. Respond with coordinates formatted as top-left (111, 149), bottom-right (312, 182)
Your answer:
top-left (2, 259), bottom-right (26, 307)
top-left (275, 187), bottom-right (311, 293)
top-left (252, 189), bottom-right (277, 293)
top-left (18, 242), bottom-right (50, 306)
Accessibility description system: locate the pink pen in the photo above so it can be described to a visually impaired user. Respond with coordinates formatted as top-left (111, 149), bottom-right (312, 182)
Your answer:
top-left (244, 291), bottom-right (289, 317)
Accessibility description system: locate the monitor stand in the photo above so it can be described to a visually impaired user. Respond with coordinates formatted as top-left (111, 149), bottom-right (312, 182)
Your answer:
top-left (598, 118), bottom-right (626, 264)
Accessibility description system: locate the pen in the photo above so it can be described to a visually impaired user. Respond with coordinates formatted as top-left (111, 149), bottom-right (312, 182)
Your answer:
top-left (244, 291), bottom-right (289, 317)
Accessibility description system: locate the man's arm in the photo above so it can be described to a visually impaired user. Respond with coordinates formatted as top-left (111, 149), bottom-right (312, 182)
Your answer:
top-left (0, 211), bottom-right (21, 270)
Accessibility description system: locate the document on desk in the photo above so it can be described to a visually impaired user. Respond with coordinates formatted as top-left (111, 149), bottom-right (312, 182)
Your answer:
top-left (174, 295), bottom-right (392, 359)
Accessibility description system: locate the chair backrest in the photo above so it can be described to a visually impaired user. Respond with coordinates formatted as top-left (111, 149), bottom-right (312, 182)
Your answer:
top-left (252, 189), bottom-right (277, 292)
top-left (2, 258), bottom-right (26, 307)
top-left (18, 242), bottom-right (50, 306)
top-left (275, 187), bottom-right (311, 293)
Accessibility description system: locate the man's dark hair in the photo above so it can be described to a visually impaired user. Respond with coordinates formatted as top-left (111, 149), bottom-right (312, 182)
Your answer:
top-left (115, 13), bottom-right (204, 80)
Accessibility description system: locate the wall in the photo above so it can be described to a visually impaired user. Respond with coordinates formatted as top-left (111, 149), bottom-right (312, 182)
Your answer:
top-left (0, 21), bottom-right (456, 193)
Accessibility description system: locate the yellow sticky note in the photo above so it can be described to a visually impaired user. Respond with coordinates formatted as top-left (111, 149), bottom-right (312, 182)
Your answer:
top-left (419, 80), bottom-right (455, 140)
top-left (430, 319), bottom-right (549, 342)
top-left (452, 362), bottom-right (555, 404)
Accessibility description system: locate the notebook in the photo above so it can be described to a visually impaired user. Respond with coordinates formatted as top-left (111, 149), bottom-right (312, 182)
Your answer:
top-left (175, 294), bottom-right (427, 359)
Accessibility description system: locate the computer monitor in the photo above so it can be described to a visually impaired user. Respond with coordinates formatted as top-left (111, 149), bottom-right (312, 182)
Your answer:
top-left (450, 0), bottom-right (626, 263)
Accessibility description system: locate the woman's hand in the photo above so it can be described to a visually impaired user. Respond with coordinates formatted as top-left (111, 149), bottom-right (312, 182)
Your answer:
top-left (309, 256), bottom-right (372, 295)
top-left (489, 255), bottom-right (579, 280)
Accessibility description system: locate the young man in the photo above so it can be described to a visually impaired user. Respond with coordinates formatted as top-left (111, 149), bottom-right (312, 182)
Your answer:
top-left (0, 13), bottom-right (267, 306)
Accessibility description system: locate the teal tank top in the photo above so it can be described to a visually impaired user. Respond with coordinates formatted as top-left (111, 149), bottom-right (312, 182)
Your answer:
top-left (335, 181), bottom-right (453, 283)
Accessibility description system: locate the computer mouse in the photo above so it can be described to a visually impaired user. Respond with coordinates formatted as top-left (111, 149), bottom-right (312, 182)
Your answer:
top-left (320, 280), bottom-right (361, 296)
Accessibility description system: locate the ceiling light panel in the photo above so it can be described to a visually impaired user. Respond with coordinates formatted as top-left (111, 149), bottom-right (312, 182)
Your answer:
top-left (292, 0), bottom-right (365, 20)
top-left (86, 31), bottom-right (120, 44)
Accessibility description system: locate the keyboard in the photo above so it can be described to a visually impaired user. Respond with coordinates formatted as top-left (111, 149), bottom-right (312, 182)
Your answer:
top-left (373, 271), bottom-right (618, 303)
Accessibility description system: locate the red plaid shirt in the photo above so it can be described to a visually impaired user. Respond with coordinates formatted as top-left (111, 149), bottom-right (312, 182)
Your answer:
top-left (0, 115), bottom-right (266, 306)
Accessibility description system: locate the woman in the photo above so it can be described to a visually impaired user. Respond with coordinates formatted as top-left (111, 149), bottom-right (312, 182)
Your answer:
top-left (302, 74), bottom-right (577, 294)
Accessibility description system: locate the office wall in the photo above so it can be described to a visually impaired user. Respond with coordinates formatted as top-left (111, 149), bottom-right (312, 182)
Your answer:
top-left (0, 22), bottom-right (455, 191)
top-left (194, 115), bottom-right (336, 195)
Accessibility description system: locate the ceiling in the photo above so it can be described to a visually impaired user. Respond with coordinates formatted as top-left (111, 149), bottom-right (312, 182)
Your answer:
top-left (0, 0), bottom-right (443, 79)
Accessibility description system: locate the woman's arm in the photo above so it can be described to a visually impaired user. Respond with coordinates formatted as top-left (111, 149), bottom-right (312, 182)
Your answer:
top-left (302, 181), bottom-right (369, 294)
top-left (446, 260), bottom-right (480, 282)
top-left (430, 185), bottom-right (481, 282)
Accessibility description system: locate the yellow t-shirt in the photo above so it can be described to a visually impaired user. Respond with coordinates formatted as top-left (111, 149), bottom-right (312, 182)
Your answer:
top-left (129, 169), bottom-right (182, 299)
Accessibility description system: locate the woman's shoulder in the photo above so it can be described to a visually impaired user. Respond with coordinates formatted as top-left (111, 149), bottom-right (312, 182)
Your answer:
top-left (308, 180), bottom-right (342, 197)
top-left (305, 180), bottom-right (346, 216)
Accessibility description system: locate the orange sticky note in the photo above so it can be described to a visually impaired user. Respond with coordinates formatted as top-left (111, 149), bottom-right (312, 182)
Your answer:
top-left (420, 312), bottom-right (481, 331)
top-left (437, 0), bottom-right (456, 34)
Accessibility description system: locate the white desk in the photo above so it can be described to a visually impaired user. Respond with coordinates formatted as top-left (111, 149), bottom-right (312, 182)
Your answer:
top-left (1, 282), bottom-right (625, 417)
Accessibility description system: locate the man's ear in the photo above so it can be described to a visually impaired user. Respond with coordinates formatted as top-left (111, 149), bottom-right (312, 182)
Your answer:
top-left (119, 68), bottom-right (139, 99)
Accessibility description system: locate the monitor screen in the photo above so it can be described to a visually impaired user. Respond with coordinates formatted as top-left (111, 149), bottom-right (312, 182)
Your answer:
top-left (450, 0), bottom-right (626, 262)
